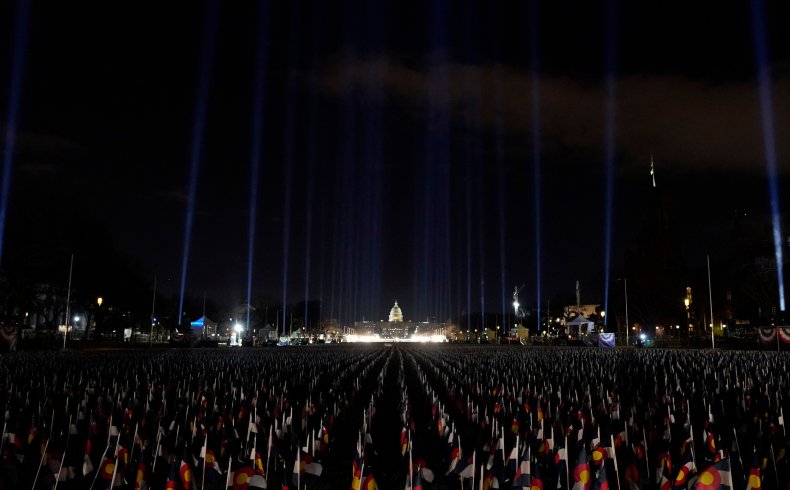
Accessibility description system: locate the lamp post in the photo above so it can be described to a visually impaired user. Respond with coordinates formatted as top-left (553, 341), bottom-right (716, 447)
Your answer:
top-left (95, 296), bottom-right (103, 339)
top-left (617, 278), bottom-right (629, 347)
top-left (624, 279), bottom-right (629, 347)
top-left (513, 299), bottom-right (521, 339)
top-left (63, 254), bottom-right (74, 350)
top-left (150, 277), bottom-right (156, 347)
top-left (684, 294), bottom-right (691, 341)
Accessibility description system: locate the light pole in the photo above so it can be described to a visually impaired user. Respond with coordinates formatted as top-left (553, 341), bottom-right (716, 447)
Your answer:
top-left (624, 279), bottom-right (629, 346)
top-left (150, 276), bottom-right (156, 347)
top-left (96, 296), bottom-right (104, 340)
top-left (63, 254), bottom-right (74, 350)
top-left (617, 278), bottom-right (629, 346)
top-left (684, 294), bottom-right (691, 340)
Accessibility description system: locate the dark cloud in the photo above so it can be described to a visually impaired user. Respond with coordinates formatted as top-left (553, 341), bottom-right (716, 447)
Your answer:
top-left (323, 57), bottom-right (790, 173)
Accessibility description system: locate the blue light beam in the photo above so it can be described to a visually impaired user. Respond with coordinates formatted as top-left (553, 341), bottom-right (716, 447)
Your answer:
top-left (602, 0), bottom-right (618, 326)
top-left (751, 0), bottom-right (785, 311)
top-left (247, 0), bottom-right (271, 331)
top-left (0, 0), bottom-right (30, 266)
top-left (281, 0), bottom-right (303, 334)
top-left (178, 0), bottom-right (220, 325)
top-left (530, 0), bottom-right (542, 332)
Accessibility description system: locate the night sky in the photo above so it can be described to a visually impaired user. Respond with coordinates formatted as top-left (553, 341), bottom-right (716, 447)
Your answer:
top-left (2, 0), bottom-right (789, 324)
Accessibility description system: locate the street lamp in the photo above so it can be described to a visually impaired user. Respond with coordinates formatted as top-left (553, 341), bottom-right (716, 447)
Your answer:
top-left (684, 287), bottom-right (692, 340)
top-left (95, 296), bottom-right (104, 340)
top-left (617, 278), bottom-right (629, 347)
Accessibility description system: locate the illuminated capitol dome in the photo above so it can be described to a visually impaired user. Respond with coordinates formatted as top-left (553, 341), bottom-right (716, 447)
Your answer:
top-left (388, 301), bottom-right (404, 322)
top-left (352, 300), bottom-right (447, 341)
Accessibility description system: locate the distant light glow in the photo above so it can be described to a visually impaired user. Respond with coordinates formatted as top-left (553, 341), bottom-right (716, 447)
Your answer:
top-left (530, 0), bottom-right (542, 333)
top-left (246, 0), bottom-right (271, 332)
top-left (602, 0), bottom-right (618, 327)
top-left (233, 323), bottom-right (243, 333)
top-left (0, 0), bottom-right (30, 266)
top-left (177, 0), bottom-right (220, 325)
top-left (344, 334), bottom-right (445, 343)
top-left (751, 0), bottom-right (785, 310)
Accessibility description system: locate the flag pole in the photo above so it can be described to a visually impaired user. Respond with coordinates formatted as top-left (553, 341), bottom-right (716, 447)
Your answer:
top-left (565, 437), bottom-right (569, 488)
top-left (108, 454), bottom-right (119, 489)
top-left (707, 254), bottom-right (715, 349)
top-left (89, 445), bottom-right (110, 490)
top-left (267, 424), bottom-right (273, 476)
top-left (53, 414), bottom-right (73, 490)
top-left (296, 441), bottom-right (301, 490)
top-left (688, 404), bottom-right (698, 471)
top-left (150, 275), bottom-right (156, 347)
top-left (225, 456), bottom-right (232, 490)
top-left (642, 427), bottom-right (650, 482)
top-left (472, 448), bottom-right (476, 490)
top-left (408, 429), bottom-right (413, 489)
top-left (32, 439), bottom-right (50, 488)
top-left (199, 434), bottom-right (207, 490)
top-left (459, 433), bottom-right (464, 490)
top-left (610, 434), bottom-right (621, 490)
top-left (63, 253), bottom-right (74, 349)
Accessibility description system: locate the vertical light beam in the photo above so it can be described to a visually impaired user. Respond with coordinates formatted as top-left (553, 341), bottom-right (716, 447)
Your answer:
top-left (0, 0), bottom-right (30, 266)
top-left (492, 2), bottom-right (507, 334)
top-left (246, 0), bottom-right (271, 331)
top-left (281, 0), bottom-right (303, 334)
top-left (530, 0), bottom-right (542, 332)
top-left (602, 0), bottom-right (618, 326)
top-left (178, 0), bottom-right (220, 325)
top-left (751, 0), bottom-right (785, 311)
top-left (303, 1), bottom-right (326, 331)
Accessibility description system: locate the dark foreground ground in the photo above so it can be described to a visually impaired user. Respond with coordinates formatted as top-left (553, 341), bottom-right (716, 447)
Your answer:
top-left (0, 345), bottom-right (787, 489)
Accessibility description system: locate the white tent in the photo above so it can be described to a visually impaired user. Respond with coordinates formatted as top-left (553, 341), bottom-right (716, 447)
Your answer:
top-left (566, 314), bottom-right (594, 336)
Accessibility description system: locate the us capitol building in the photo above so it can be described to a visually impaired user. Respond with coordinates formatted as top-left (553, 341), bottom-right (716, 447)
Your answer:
top-left (353, 301), bottom-right (443, 339)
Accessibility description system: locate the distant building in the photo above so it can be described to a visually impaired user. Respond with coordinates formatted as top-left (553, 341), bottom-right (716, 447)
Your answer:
top-left (354, 301), bottom-right (445, 339)
top-left (389, 301), bottom-right (404, 322)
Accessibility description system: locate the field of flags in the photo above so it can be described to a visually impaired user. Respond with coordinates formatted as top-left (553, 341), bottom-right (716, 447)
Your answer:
top-left (0, 345), bottom-right (788, 489)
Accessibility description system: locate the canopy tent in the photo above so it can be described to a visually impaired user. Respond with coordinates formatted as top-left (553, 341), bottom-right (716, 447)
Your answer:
top-left (189, 316), bottom-right (216, 338)
top-left (566, 314), bottom-right (594, 336)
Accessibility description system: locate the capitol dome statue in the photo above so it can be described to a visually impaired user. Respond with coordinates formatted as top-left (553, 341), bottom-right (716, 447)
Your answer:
top-left (388, 301), bottom-right (403, 322)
